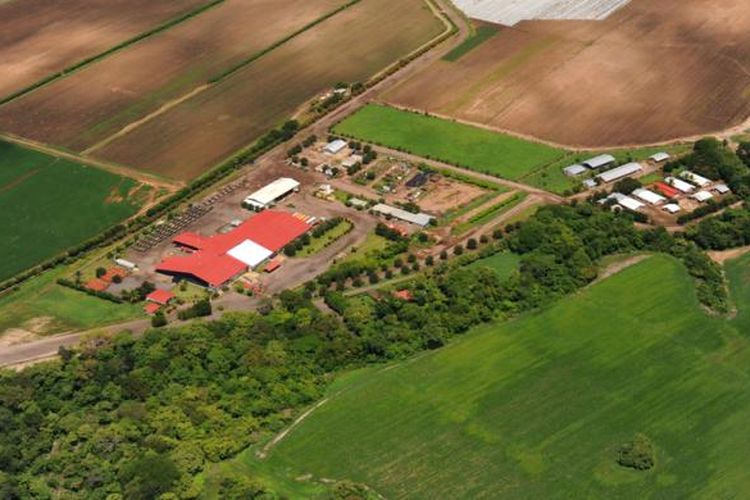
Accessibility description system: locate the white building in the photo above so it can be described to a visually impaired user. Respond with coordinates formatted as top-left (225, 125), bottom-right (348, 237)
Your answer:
top-left (714, 184), bottom-right (731, 194)
top-left (632, 188), bottom-right (666, 205)
top-left (600, 193), bottom-right (644, 211)
top-left (563, 164), bottom-right (587, 177)
top-left (324, 139), bottom-right (348, 155)
top-left (243, 177), bottom-right (300, 211)
top-left (372, 203), bottom-right (434, 227)
top-left (692, 190), bottom-right (714, 203)
top-left (649, 152), bottom-right (671, 163)
top-left (663, 203), bottom-right (681, 214)
top-left (582, 154), bottom-right (616, 170)
top-left (596, 162), bottom-right (642, 183)
top-left (342, 155), bottom-right (363, 169)
top-left (681, 170), bottom-right (711, 188)
top-left (665, 176), bottom-right (695, 193)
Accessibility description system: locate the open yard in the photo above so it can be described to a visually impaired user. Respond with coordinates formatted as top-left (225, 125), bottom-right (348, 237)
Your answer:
top-left (244, 255), bottom-right (750, 497)
top-left (385, 0), bottom-right (750, 147)
top-left (93, 0), bottom-right (445, 180)
top-left (0, 0), bottom-right (208, 100)
top-left (0, 0), bottom-right (346, 152)
top-left (334, 104), bottom-right (566, 180)
top-left (0, 140), bottom-right (149, 282)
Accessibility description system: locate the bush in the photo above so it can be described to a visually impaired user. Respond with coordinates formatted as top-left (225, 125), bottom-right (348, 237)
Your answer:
top-left (617, 434), bottom-right (655, 471)
top-left (151, 312), bottom-right (168, 328)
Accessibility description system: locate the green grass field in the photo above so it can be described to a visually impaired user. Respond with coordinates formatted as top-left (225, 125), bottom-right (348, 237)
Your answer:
top-left (0, 140), bottom-right (148, 281)
top-left (333, 105), bottom-right (566, 180)
top-left (244, 255), bottom-right (750, 498)
top-left (468, 251), bottom-right (521, 281)
top-left (442, 24), bottom-right (499, 62)
top-left (0, 267), bottom-right (142, 336)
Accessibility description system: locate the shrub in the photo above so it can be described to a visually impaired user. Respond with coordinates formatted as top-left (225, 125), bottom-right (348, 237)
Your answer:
top-left (617, 434), bottom-right (655, 471)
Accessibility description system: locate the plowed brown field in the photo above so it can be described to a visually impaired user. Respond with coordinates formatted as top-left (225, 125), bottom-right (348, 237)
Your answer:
top-left (95, 0), bottom-right (444, 180)
top-left (384, 0), bottom-right (750, 147)
top-left (0, 0), bottom-right (207, 100)
top-left (0, 0), bottom-right (345, 151)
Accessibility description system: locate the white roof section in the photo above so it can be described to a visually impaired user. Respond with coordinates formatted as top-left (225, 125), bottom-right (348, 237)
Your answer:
top-left (665, 176), bottom-right (695, 193)
top-left (372, 203), bottom-right (434, 227)
top-left (650, 152), bottom-right (671, 162)
top-left (692, 190), bottom-right (714, 202)
top-left (714, 184), bottom-right (731, 194)
top-left (342, 155), bottom-right (363, 168)
top-left (681, 170), bottom-right (712, 187)
top-left (596, 162), bottom-right (642, 183)
top-left (601, 193), bottom-right (644, 211)
top-left (244, 177), bottom-right (299, 208)
top-left (324, 139), bottom-right (348, 154)
top-left (451, 0), bottom-right (632, 27)
top-left (632, 188), bottom-right (666, 205)
top-left (583, 154), bottom-right (616, 169)
top-left (227, 240), bottom-right (273, 268)
top-left (563, 164), bottom-right (587, 177)
top-left (583, 178), bottom-right (598, 188)
top-left (663, 203), bottom-right (681, 214)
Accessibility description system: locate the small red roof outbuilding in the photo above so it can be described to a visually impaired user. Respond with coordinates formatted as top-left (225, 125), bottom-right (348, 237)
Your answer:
top-left (144, 302), bottom-right (162, 315)
top-left (146, 289), bottom-right (175, 305)
top-left (393, 289), bottom-right (413, 301)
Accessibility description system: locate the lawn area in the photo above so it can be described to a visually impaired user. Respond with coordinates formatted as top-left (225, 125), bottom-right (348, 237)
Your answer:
top-left (468, 251), bottom-right (521, 281)
top-left (0, 267), bottom-right (142, 337)
top-left (245, 255), bottom-right (750, 498)
top-left (333, 104), bottom-right (566, 180)
top-left (0, 140), bottom-right (148, 282)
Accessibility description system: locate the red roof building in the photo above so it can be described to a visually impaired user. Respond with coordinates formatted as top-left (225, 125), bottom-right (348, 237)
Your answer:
top-left (393, 289), bottom-right (414, 301)
top-left (86, 278), bottom-right (109, 292)
top-left (265, 260), bottom-right (281, 273)
top-left (144, 302), bottom-right (162, 315)
top-left (157, 211), bottom-right (311, 288)
top-left (654, 182), bottom-right (679, 198)
top-left (146, 289), bottom-right (175, 305)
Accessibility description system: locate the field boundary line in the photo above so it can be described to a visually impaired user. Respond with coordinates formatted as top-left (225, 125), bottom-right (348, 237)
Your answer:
top-left (0, 0), bottom-right (225, 107)
top-left (83, 84), bottom-right (210, 156)
top-left (84, 0), bottom-right (366, 158)
top-left (0, 133), bottom-right (181, 190)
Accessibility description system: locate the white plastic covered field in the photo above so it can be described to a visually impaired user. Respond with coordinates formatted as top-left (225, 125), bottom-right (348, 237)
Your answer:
top-left (451, 0), bottom-right (631, 26)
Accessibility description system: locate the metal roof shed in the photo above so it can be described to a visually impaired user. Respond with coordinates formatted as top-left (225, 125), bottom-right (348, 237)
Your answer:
top-left (650, 152), bottom-right (671, 163)
top-left (372, 203), bottom-right (434, 227)
top-left (665, 177), bottom-right (696, 193)
top-left (663, 203), bottom-right (681, 214)
top-left (243, 177), bottom-right (300, 210)
top-left (632, 188), bottom-right (666, 205)
top-left (582, 154), bottom-right (616, 169)
top-left (324, 139), bottom-right (348, 154)
top-left (596, 162), bottom-right (643, 183)
top-left (563, 164), bottom-right (587, 177)
top-left (681, 170), bottom-right (711, 187)
top-left (692, 190), bottom-right (714, 202)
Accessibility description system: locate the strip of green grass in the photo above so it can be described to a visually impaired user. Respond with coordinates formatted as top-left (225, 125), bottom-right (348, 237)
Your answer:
top-left (0, 140), bottom-right (147, 281)
top-left (334, 104), bottom-right (566, 180)
top-left (250, 255), bottom-right (750, 498)
top-left (298, 220), bottom-right (353, 257)
top-left (442, 25), bottom-right (499, 62)
top-left (453, 192), bottom-right (527, 235)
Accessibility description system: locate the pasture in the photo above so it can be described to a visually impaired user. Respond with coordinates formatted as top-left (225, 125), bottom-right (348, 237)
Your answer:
top-left (0, 268), bottom-right (142, 338)
top-left (251, 255), bottom-right (750, 498)
top-left (0, 0), bottom-right (346, 151)
top-left (334, 104), bottom-right (566, 180)
top-left (0, 0), bottom-right (207, 100)
top-left (0, 140), bottom-right (148, 282)
top-left (92, 0), bottom-right (446, 180)
top-left (385, 0), bottom-right (750, 147)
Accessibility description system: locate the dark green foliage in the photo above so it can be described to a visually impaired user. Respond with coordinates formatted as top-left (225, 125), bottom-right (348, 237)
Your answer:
top-left (119, 453), bottom-right (179, 499)
top-left (617, 434), bottom-right (655, 471)
top-left (151, 311), bottom-right (167, 328)
top-left (613, 177), bottom-right (642, 195)
top-left (177, 299), bottom-right (212, 320)
top-left (375, 223), bottom-right (407, 242)
top-left (677, 195), bottom-right (739, 225)
top-left (687, 205), bottom-right (750, 249)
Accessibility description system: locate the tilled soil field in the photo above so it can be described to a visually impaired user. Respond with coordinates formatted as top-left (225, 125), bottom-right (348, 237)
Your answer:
top-left (0, 0), bottom-right (207, 100)
top-left (385, 0), bottom-right (750, 147)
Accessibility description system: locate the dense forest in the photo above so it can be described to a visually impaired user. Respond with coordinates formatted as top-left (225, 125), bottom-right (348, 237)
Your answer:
top-left (0, 198), bottom-right (734, 499)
